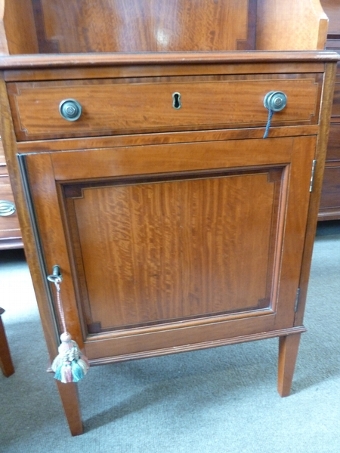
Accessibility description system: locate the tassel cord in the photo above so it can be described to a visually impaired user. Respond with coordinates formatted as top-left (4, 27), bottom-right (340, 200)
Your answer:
top-left (54, 278), bottom-right (67, 334)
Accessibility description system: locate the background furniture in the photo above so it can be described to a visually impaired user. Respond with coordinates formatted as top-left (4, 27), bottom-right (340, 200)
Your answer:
top-left (0, 0), bottom-right (337, 436)
top-left (319, 0), bottom-right (340, 220)
top-left (0, 307), bottom-right (15, 377)
top-left (0, 138), bottom-right (22, 249)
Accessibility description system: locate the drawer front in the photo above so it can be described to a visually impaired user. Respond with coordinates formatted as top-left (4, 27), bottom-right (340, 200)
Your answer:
top-left (8, 76), bottom-right (320, 140)
top-left (0, 176), bottom-right (21, 239)
top-left (320, 163), bottom-right (340, 212)
top-left (326, 124), bottom-right (340, 161)
top-left (0, 163), bottom-right (7, 176)
top-left (331, 73), bottom-right (340, 119)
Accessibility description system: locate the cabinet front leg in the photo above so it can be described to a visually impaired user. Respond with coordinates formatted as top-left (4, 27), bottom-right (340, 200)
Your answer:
top-left (277, 333), bottom-right (301, 397)
top-left (56, 381), bottom-right (83, 436)
top-left (0, 313), bottom-right (15, 377)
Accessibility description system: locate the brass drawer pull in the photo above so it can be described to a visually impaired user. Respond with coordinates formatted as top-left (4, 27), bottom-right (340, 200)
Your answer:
top-left (59, 99), bottom-right (82, 121)
top-left (0, 200), bottom-right (16, 216)
top-left (263, 91), bottom-right (287, 138)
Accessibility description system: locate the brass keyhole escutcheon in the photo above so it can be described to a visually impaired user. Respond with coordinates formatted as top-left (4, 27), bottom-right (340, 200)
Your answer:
top-left (172, 92), bottom-right (182, 109)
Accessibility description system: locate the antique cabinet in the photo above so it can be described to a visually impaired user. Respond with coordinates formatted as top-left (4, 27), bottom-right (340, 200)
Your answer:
top-left (319, 0), bottom-right (340, 220)
top-left (0, 0), bottom-right (337, 436)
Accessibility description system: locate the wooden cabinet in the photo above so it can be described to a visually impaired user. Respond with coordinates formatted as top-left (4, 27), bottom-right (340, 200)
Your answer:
top-left (0, 139), bottom-right (22, 249)
top-left (319, 0), bottom-right (340, 220)
top-left (0, 0), bottom-right (337, 436)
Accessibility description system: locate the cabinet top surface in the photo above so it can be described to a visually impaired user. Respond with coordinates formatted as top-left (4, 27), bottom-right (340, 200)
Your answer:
top-left (0, 51), bottom-right (338, 70)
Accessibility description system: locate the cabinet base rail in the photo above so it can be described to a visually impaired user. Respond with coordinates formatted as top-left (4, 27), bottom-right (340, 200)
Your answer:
top-left (87, 325), bottom-right (307, 366)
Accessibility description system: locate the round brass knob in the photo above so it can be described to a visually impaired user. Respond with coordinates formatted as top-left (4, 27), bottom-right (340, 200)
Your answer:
top-left (264, 91), bottom-right (287, 112)
top-left (59, 99), bottom-right (82, 121)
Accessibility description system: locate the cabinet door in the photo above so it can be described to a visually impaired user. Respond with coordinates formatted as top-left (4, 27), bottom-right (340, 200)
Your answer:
top-left (19, 136), bottom-right (315, 362)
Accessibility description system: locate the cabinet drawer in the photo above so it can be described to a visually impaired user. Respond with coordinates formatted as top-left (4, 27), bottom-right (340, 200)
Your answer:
top-left (8, 76), bottom-right (320, 141)
top-left (331, 73), bottom-right (340, 119)
top-left (0, 176), bottom-right (21, 240)
top-left (326, 124), bottom-right (340, 160)
top-left (0, 163), bottom-right (7, 176)
top-left (320, 163), bottom-right (340, 211)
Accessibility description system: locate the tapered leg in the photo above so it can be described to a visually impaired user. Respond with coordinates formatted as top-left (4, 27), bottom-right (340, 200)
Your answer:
top-left (56, 381), bottom-right (83, 436)
top-left (0, 311), bottom-right (15, 377)
top-left (278, 333), bottom-right (302, 397)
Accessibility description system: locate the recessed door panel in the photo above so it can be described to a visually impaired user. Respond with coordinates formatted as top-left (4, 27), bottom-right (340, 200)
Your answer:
top-left (63, 168), bottom-right (280, 331)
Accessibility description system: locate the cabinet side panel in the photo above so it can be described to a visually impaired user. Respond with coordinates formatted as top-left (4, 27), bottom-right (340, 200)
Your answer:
top-left (2, 0), bottom-right (39, 54)
top-left (256, 0), bottom-right (328, 50)
top-left (320, 0), bottom-right (340, 36)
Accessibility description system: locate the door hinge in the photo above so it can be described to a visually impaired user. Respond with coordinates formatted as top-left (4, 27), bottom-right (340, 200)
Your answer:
top-left (294, 287), bottom-right (301, 312)
top-left (309, 159), bottom-right (317, 192)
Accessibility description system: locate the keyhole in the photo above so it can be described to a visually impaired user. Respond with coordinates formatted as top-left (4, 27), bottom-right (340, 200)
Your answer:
top-left (172, 92), bottom-right (181, 110)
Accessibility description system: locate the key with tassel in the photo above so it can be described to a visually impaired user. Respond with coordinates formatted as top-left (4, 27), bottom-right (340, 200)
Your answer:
top-left (47, 265), bottom-right (89, 383)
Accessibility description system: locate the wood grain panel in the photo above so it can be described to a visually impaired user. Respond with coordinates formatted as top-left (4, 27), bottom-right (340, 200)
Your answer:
top-left (0, 0), bottom-right (39, 54)
top-left (69, 170), bottom-right (279, 330)
top-left (320, 0), bottom-right (340, 36)
top-left (256, 0), bottom-right (328, 50)
top-left (8, 76), bottom-right (320, 141)
top-left (330, 74), bottom-right (340, 118)
top-left (21, 153), bottom-right (85, 345)
top-left (319, 163), bottom-right (340, 218)
top-left (50, 137), bottom-right (295, 182)
top-left (31, 0), bottom-right (256, 53)
top-left (324, 124), bottom-right (340, 160)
